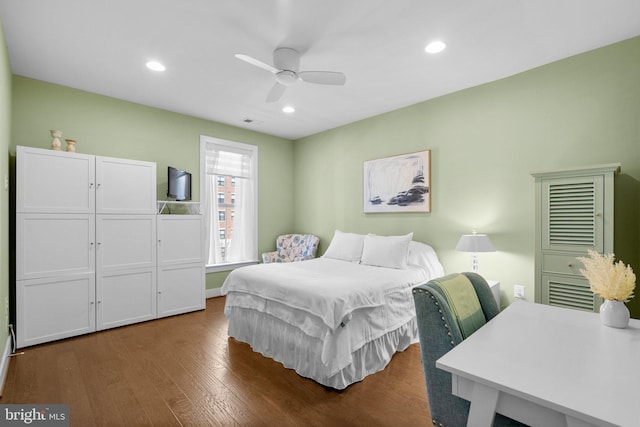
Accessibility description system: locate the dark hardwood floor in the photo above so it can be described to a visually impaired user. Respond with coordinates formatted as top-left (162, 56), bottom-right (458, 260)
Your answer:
top-left (0, 297), bottom-right (432, 426)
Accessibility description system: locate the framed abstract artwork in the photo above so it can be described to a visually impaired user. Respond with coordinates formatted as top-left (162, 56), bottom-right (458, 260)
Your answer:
top-left (363, 150), bottom-right (431, 213)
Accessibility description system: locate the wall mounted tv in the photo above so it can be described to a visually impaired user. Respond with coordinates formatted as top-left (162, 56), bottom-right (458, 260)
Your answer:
top-left (167, 166), bottom-right (192, 201)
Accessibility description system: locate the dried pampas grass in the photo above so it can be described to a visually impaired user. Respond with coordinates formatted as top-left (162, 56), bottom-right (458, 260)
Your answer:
top-left (577, 250), bottom-right (636, 302)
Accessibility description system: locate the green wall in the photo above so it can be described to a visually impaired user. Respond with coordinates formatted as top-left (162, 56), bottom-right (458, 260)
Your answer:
top-left (294, 36), bottom-right (640, 312)
top-left (10, 76), bottom-right (295, 290)
top-left (0, 18), bottom-right (11, 353)
top-left (5, 30), bottom-right (640, 318)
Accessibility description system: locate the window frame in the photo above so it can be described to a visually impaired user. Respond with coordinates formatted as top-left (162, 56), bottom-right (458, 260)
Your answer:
top-left (200, 135), bottom-right (259, 273)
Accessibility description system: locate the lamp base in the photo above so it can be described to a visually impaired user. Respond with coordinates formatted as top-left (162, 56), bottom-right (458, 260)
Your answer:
top-left (471, 253), bottom-right (479, 273)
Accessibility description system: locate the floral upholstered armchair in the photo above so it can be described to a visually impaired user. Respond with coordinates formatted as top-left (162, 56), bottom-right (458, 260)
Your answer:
top-left (261, 234), bottom-right (320, 263)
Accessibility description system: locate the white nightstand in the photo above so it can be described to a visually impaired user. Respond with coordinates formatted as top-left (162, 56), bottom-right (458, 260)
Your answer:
top-left (486, 280), bottom-right (501, 308)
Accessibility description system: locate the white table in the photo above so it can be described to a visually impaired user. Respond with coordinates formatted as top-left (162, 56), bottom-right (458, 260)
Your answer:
top-left (436, 300), bottom-right (640, 427)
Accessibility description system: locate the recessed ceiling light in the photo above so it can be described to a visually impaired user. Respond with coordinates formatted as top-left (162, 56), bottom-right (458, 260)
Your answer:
top-left (425, 40), bottom-right (446, 54)
top-left (282, 105), bottom-right (295, 113)
top-left (146, 61), bottom-right (166, 72)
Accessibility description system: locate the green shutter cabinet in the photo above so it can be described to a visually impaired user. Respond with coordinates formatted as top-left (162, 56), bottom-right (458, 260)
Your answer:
top-left (532, 164), bottom-right (620, 312)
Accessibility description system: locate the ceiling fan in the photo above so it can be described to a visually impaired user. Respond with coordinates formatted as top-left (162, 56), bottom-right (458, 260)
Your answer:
top-left (235, 47), bottom-right (346, 103)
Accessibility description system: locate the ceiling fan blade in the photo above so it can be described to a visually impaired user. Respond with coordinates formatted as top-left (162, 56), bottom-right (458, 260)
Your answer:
top-left (235, 54), bottom-right (279, 74)
top-left (266, 83), bottom-right (286, 103)
top-left (298, 71), bottom-right (346, 86)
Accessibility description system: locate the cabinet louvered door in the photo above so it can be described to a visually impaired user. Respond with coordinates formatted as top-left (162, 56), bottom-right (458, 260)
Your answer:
top-left (541, 274), bottom-right (596, 312)
top-left (541, 175), bottom-right (604, 254)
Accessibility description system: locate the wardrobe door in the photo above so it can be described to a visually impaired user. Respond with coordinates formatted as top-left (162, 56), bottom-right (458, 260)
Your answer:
top-left (16, 213), bottom-right (95, 280)
top-left (95, 156), bottom-right (156, 214)
top-left (16, 146), bottom-right (95, 214)
top-left (17, 274), bottom-right (96, 348)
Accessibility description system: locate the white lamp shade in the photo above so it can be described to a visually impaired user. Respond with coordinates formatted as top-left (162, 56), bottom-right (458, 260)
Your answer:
top-left (455, 234), bottom-right (496, 253)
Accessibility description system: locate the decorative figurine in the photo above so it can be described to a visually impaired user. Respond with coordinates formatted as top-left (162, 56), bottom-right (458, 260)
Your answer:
top-left (65, 139), bottom-right (76, 152)
top-left (50, 130), bottom-right (62, 150)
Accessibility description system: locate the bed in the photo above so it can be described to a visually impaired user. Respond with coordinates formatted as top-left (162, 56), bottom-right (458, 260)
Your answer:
top-left (220, 231), bottom-right (444, 389)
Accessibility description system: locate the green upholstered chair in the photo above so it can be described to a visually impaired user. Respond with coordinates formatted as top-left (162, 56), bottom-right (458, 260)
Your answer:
top-left (412, 272), bottom-right (524, 426)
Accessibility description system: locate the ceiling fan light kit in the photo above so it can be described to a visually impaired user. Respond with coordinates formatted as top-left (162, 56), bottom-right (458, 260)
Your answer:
top-left (275, 70), bottom-right (299, 86)
top-left (235, 47), bottom-right (346, 102)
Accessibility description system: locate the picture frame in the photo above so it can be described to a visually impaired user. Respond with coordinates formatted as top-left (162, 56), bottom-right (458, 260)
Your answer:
top-left (363, 150), bottom-right (431, 213)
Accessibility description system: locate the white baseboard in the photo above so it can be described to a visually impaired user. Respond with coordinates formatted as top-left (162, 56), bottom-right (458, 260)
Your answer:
top-left (0, 334), bottom-right (12, 396)
top-left (206, 287), bottom-right (222, 299)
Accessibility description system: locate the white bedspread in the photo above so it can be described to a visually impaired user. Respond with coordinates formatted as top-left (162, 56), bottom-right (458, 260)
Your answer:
top-left (221, 257), bottom-right (438, 375)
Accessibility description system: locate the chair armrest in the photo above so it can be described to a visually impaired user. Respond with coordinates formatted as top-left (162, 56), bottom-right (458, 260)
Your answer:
top-left (262, 251), bottom-right (279, 263)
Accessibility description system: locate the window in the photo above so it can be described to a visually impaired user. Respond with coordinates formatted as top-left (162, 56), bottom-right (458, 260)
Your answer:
top-left (217, 176), bottom-right (225, 186)
top-left (201, 136), bottom-right (258, 270)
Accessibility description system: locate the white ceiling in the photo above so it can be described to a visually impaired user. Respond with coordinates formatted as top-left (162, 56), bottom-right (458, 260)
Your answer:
top-left (1, 1), bottom-right (640, 140)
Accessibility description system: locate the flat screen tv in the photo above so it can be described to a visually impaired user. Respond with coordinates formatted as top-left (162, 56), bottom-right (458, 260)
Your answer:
top-left (167, 166), bottom-right (192, 201)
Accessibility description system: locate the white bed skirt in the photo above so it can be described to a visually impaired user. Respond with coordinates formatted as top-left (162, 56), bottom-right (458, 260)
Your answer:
top-left (226, 306), bottom-right (419, 390)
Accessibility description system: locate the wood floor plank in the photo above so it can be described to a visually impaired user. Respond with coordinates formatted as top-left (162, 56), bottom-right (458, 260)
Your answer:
top-left (0, 297), bottom-right (432, 426)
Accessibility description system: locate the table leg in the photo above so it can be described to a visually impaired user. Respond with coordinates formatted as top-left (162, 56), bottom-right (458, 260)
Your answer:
top-left (467, 383), bottom-right (500, 427)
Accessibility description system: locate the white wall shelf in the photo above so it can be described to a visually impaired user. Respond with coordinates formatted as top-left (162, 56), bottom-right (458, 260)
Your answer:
top-left (157, 201), bottom-right (201, 215)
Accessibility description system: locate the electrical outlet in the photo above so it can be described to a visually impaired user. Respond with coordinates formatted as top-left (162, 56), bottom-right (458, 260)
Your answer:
top-left (514, 285), bottom-right (525, 299)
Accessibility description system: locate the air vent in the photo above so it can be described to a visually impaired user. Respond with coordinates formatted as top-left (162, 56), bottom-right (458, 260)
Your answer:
top-left (548, 182), bottom-right (596, 247)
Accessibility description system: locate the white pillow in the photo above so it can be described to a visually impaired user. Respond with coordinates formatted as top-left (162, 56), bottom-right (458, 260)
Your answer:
top-left (408, 241), bottom-right (445, 277)
top-left (360, 232), bottom-right (413, 269)
top-left (323, 230), bottom-right (365, 262)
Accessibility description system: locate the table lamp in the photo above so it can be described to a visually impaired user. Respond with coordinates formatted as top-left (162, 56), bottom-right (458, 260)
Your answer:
top-left (455, 232), bottom-right (495, 272)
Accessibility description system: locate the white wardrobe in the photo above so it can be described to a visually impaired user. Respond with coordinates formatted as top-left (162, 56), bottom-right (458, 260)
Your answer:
top-left (15, 146), bottom-right (204, 348)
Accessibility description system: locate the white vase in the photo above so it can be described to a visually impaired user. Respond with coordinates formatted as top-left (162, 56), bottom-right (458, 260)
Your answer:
top-left (599, 299), bottom-right (630, 328)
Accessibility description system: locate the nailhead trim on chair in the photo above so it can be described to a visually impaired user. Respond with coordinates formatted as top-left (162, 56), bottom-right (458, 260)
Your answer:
top-left (413, 288), bottom-right (455, 347)
top-left (414, 288), bottom-right (448, 426)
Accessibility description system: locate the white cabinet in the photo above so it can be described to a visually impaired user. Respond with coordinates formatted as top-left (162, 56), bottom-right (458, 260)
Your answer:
top-left (16, 148), bottom-right (95, 214)
top-left (15, 146), bottom-right (157, 347)
top-left (157, 215), bottom-right (205, 317)
top-left (15, 146), bottom-right (204, 348)
top-left (96, 156), bottom-right (156, 214)
top-left (16, 274), bottom-right (95, 348)
top-left (96, 215), bottom-right (157, 330)
top-left (97, 268), bottom-right (157, 330)
top-left (532, 164), bottom-right (620, 312)
top-left (96, 215), bottom-right (157, 271)
top-left (16, 213), bottom-right (95, 280)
